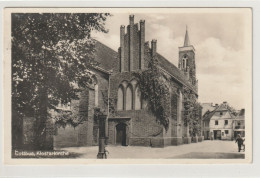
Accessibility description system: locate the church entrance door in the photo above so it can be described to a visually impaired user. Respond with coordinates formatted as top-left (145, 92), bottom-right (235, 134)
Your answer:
top-left (116, 123), bottom-right (127, 146)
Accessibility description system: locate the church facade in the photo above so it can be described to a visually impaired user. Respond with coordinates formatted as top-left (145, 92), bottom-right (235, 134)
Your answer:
top-left (54, 15), bottom-right (202, 148)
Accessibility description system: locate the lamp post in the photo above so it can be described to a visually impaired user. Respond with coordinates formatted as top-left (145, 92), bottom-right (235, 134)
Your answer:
top-left (97, 114), bottom-right (107, 159)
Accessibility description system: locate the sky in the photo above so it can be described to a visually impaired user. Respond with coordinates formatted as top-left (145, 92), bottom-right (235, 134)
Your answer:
top-left (92, 10), bottom-right (250, 110)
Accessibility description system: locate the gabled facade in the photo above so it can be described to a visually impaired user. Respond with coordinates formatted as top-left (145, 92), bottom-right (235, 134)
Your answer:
top-left (202, 102), bottom-right (242, 140)
top-left (53, 15), bottom-right (202, 148)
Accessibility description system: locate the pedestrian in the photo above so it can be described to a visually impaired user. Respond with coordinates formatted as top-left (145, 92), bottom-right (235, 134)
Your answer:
top-left (210, 132), bottom-right (214, 141)
top-left (235, 134), bottom-right (244, 152)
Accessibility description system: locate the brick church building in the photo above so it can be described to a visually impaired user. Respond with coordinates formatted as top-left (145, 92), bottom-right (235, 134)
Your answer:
top-left (53, 15), bottom-right (201, 148)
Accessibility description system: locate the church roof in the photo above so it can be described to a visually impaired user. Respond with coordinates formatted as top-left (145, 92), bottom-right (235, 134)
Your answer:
top-left (156, 53), bottom-right (197, 93)
top-left (93, 40), bottom-right (118, 71)
top-left (93, 40), bottom-right (196, 92)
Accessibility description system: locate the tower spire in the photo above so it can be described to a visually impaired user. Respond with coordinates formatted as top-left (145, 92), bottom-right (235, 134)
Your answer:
top-left (184, 25), bottom-right (190, 47)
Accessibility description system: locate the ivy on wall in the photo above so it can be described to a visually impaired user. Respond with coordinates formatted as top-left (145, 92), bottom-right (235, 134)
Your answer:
top-left (134, 56), bottom-right (171, 131)
top-left (183, 87), bottom-right (202, 136)
top-left (53, 106), bottom-right (86, 129)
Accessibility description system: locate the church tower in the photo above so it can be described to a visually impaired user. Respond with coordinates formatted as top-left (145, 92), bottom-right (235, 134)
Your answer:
top-left (178, 26), bottom-right (197, 88)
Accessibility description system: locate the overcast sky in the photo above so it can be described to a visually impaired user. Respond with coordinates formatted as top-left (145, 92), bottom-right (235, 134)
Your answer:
top-left (92, 11), bottom-right (250, 110)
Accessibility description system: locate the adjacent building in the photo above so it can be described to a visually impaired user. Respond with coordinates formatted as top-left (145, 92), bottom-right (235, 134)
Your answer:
top-left (202, 102), bottom-right (245, 140)
top-left (233, 109), bottom-right (245, 138)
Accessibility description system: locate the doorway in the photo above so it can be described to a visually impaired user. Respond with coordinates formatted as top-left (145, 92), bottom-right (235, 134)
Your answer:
top-left (214, 130), bottom-right (221, 140)
top-left (116, 123), bottom-right (127, 146)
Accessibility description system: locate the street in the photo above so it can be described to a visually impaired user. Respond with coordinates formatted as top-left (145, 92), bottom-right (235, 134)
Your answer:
top-left (58, 140), bottom-right (245, 159)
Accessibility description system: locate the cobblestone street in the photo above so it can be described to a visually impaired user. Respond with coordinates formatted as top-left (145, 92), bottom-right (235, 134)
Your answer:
top-left (59, 140), bottom-right (245, 159)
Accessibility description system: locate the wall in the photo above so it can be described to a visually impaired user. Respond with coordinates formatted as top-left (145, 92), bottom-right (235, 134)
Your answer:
top-left (53, 70), bottom-right (109, 148)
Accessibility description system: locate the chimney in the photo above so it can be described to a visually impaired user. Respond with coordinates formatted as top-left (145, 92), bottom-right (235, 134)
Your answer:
top-left (120, 25), bottom-right (125, 72)
top-left (140, 20), bottom-right (145, 69)
top-left (129, 15), bottom-right (134, 71)
top-left (151, 39), bottom-right (157, 57)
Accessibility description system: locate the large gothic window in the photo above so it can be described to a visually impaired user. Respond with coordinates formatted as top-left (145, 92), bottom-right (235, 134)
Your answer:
top-left (126, 86), bottom-right (133, 110)
top-left (135, 86), bottom-right (141, 110)
top-left (117, 87), bottom-right (124, 110)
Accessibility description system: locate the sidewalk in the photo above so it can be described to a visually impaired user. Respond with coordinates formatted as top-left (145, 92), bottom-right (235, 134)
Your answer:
top-left (58, 140), bottom-right (245, 159)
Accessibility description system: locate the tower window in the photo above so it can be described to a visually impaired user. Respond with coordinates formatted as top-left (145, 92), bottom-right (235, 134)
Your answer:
top-left (182, 55), bottom-right (188, 70)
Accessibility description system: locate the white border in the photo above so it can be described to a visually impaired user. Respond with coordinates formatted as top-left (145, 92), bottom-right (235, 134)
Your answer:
top-left (0, 1), bottom-right (259, 177)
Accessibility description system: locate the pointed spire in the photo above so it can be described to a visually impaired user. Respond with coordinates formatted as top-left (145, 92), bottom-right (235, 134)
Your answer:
top-left (184, 25), bottom-right (190, 47)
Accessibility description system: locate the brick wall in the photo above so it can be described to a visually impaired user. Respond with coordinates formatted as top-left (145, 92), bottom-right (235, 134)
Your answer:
top-left (53, 70), bottom-right (109, 147)
top-left (120, 15), bottom-right (146, 72)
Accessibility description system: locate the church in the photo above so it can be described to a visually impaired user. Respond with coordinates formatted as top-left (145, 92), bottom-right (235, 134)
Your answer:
top-left (53, 15), bottom-right (202, 148)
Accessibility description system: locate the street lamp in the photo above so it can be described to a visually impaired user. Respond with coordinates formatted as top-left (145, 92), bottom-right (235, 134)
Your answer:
top-left (97, 114), bottom-right (107, 159)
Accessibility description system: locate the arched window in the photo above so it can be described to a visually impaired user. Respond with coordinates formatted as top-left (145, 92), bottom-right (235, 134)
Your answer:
top-left (94, 84), bottom-right (98, 107)
top-left (126, 86), bottom-right (133, 110)
top-left (182, 54), bottom-right (188, 70)
top-left (117, 87), bottom-right (124, 110)
top-left (135, 86), bottom-right (141, 110)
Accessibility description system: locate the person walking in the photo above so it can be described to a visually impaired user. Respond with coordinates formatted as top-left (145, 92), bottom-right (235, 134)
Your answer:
top-left (235, 134), bottom-right (244, 152)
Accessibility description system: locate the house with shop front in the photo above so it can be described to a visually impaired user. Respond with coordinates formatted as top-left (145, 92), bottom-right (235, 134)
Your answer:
top-left (53, 15), bottom-right (202, 148)
top-left (202, 102), bottom-right (244, 140)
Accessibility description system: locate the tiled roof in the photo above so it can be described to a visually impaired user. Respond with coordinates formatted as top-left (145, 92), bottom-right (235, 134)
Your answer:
top-left (235, 115), bottom-right (245, 120)
top-left (156, 53), bottom-right (197, 93)
top-left (93, 40), bottom-right (118, 71)
top-left (203, 103), bottom-right (235, 121)
top-left (203, 110), bottom-right (216, 121)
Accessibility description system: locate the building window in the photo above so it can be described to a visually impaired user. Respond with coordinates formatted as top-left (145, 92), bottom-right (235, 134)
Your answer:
top-left (182, 59), bottom-right (186, 69)
top-left (220, 112), bottom-right (223, 116)
top-left (225, 130), bottom-right (229, 134)
top-left (222, 132), bottom-right (224, 136)
top-left (126, 86), bottom-right (133, 110)
top-left (117, 87), bottom-right (124, 110)
top-left (225, 120), bottom-right (228, 125)
top-left (215, 120), bottom-right (218, 125)
top-left (135, 86), bottom-right (141, 110)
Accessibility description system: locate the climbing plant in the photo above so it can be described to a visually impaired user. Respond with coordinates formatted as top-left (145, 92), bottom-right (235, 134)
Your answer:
top-left (183, 87), bottom-right (202, 136)
top-left (53, 104), bottom-right (86, 129)
top-left (134, 56), bottom-right (171, 130)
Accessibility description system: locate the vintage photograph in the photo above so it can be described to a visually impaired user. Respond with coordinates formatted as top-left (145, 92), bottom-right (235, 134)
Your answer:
top-left (4, 8), bottom-right (252, 163)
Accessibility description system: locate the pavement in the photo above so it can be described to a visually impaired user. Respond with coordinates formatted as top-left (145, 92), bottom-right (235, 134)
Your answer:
top-left (58, 140), bottom-right (245, 159)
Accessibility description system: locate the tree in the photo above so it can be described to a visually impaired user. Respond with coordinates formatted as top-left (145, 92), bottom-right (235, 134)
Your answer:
top-left (12, 13), bottom-right (110, 149)
top-left (183, 87), bottom-right (202, 137)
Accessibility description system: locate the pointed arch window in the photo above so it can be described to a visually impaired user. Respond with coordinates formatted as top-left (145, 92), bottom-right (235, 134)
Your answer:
top-left (117, 86), bottom-right (124, 110)
top-left (182, 54), bottom-right (188, 70)
top-left (135, 86), bottom-right (141, 110)
top-left (126, 86), bottom-right (133, 110)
